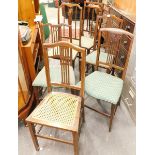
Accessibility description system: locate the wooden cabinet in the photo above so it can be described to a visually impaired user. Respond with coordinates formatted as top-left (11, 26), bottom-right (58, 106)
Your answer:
top-left (109, 6), bottom-right (135, 78)
top-left (121, 79), bottom-right (136, 123)
top-left (21, 25), bottom-right (43, 83)
top-left (18, 0), bottom-right (35, 26)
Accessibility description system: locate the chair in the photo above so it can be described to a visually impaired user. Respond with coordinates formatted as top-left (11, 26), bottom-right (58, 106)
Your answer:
top-left (82, 1), bottom-right (104, 36)
top-left (26, 41), bottom-right (86, 155)
top-left (58, 3), bottom-right (83, 45)
top-left (40, 23), bottom-right (78, 67)
top-left (86, 15), bottom-right (123, 72)
top-left (84, 28), bottom-right (134, 131)
top-left (32, 23), bottom-right (79, 102)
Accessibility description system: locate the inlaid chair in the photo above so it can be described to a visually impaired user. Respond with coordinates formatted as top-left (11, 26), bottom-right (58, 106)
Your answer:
top-left (26, 41), bottom-right (86, 155)
top-left (84, 28), bottom-right (134, 131)
top-left (86, 15), bottom-right (123, 72)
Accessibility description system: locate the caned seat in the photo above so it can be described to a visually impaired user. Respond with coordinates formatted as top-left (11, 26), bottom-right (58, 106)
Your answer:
top-left (32, 58), bottom-right (75, 87)
top-left (26, 92), bottom-right (81, 131)
top-left (85, 71), bottom-right (123, 104)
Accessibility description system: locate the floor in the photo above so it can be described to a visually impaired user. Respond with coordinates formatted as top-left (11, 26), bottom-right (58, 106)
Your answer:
top-left (18, 4), bottom-right (136, 155)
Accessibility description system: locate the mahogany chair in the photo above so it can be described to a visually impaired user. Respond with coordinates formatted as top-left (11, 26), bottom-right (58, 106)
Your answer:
top-left (84, 28), bottom-right (134, 131)
top-left (86, 14), bottom-right (123, 72)
top-left (26, 41), bottom-right (86, 155)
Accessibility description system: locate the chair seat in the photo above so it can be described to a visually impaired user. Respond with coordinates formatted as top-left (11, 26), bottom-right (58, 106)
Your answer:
top-left (26, 92), bottom-right (81, 131)
top-left (48, 48), bottom-right (78, 61)
top-left (86, 50), bottom-right (114, 68)
top-left (32, 58), bottom-right (75, 87)
top-left (72, 36), bottom-right (94, 49)
top-left (85, 71), bottom-right (123, 104)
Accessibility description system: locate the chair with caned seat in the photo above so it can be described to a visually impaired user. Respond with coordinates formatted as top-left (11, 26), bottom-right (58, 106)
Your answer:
top-left (84, 28), bottom-right (134, 131)
top-left (26, 41), bottom-right (86, 155)
top-left (86, 14), bottom-right (123, 72)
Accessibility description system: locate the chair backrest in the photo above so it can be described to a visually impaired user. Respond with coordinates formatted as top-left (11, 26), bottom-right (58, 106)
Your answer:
top-left (82, 1), bottom-right (104, 35)
top-left (43, 41), bottom-right (86, 98)
top-left (58, 3), bottom-right (83, 45)
top-left (93, 14), bottom-right (123, 49)
top-left (96, 28), bottom-right (134, 80)
top-left (40, 23), bottom-right (72, 44)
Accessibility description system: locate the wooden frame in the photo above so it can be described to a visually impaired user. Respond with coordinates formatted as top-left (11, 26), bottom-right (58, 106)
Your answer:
top-left (85, 14), bottom-right (123, 72)
top-left (58, 2), bottom-right (83, 46)
top-left (82, 1), bottom-right (104, 35)
top-left (26, 41), bottom-right (86, 155)
top-left (85, 28), bottom-right (134, 131)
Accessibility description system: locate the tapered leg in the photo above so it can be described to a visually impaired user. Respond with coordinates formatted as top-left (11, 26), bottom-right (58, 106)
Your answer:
top-left (27, 123), bottom-right (40, 151)
top-left (72, 132), bottom-right (79, 155)
top-left (82, 99), bottom-right (85, 123)
top-left (34, 87), bottom-right (39, 105)
top-left (109, 104), bottom-right (116, 132)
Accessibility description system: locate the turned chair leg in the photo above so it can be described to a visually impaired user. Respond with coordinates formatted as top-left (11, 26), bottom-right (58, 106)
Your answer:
top-left (72, 132), bottom-right (79, 155)
top-left (109, 104), bottom-right (116, 132)
top-left (27, 123), bottom-right (40, 151)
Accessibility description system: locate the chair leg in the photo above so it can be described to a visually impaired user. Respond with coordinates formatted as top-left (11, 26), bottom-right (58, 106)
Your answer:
top-left (82, 99), bottom-right (85, 123)
top-left (27, 123), bottom-right (40, 151)
top-left (109, 104), bottom-right (115, 132)
top-left (34, 87), bottom-right (39, 105)
top-left (72, 132), bottom-right (79, 155)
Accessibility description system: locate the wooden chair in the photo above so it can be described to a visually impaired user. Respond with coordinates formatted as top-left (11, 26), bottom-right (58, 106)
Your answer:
top-left (26, 41), bottom-right (86, 155)
top-left (82, 1), bottom-right (104, 36)
top-left (84, 28), bottom-right (134, 131)
top-left (86, 15), bottom-right (123, 72)
top-left (58, 3), bottom-right (83, 45)
top-left (40, 22), bottom-right (78, 67)
top-left (32, 23), bottom-right (79, 102)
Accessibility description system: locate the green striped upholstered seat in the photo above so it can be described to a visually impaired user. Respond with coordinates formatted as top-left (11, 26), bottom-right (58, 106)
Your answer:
top-left (85, 71), bottom-right (123, 104)
top-left (32, 59), bottom-right (75, 87)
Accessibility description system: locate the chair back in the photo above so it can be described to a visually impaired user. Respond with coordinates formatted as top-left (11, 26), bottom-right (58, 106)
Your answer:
top-left (82, 1), bottom-right (104, 35)
top-left (96, 28), bottom-right (134, 80)
top-left (58, 3), bottom-right (83, 45)
top-left (93, 14), bottom-right (123, 49)
top-left (43, 41), bottom-right (86, 98)
top-left (40, 23), bottom-right (72, 44)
